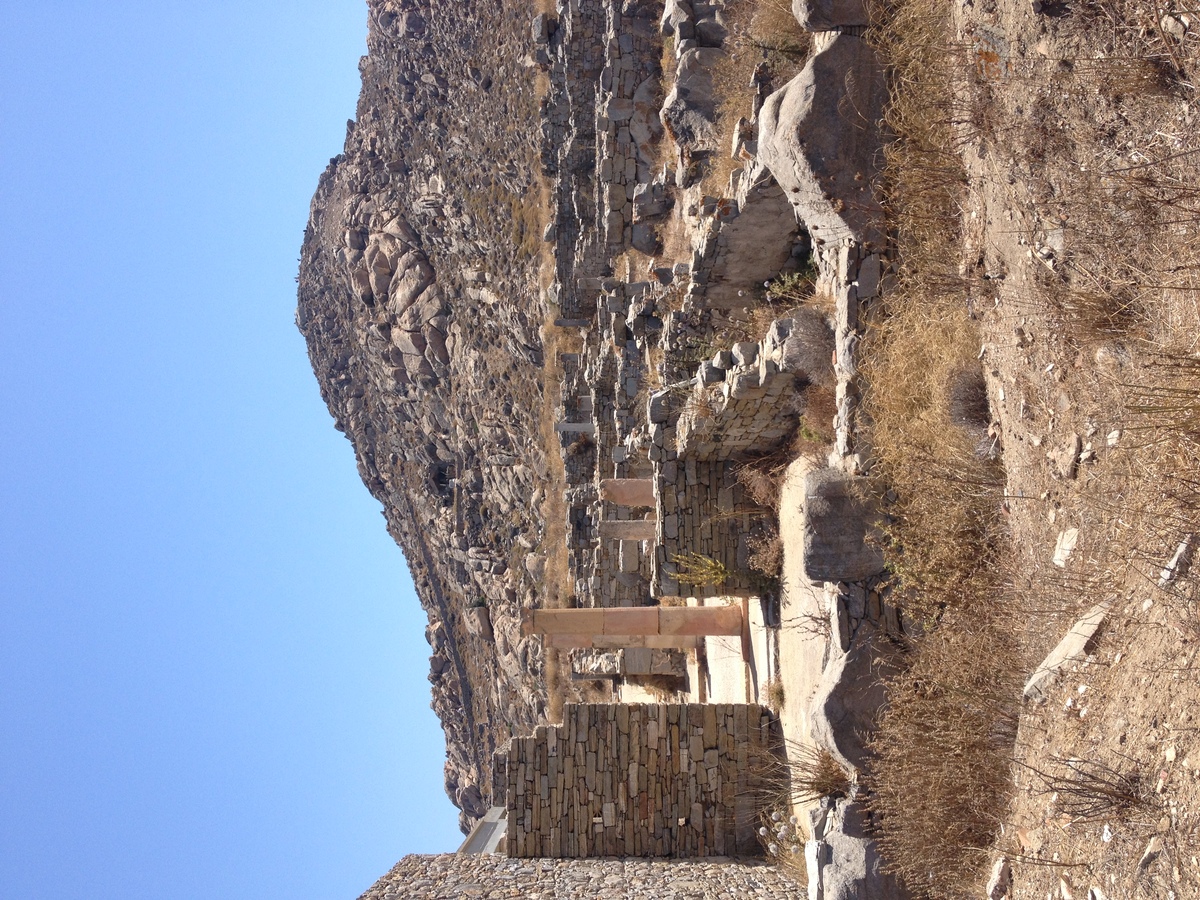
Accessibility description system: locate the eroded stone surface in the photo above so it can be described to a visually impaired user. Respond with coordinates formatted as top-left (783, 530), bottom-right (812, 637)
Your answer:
top-left (757, 33), bottom-right (887, 246)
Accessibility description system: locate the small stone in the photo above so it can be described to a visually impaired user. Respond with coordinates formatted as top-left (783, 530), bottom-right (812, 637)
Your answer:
top-left (1051, 433), bottom-right (1082, 479)
top-left (1138, 836), bottom-right (1163, 872)
top-left (1053, 528), bottom-right (1079, 567)
top-left (986, 856), bottom-right (1012, 899)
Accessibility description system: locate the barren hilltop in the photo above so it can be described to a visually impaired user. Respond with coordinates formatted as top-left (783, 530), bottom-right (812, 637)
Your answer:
top-left (299, 0), bottom-right (1200, 896)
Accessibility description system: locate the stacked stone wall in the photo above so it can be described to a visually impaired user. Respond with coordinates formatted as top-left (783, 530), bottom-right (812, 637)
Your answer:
top-left (358, 854), bottom-right (801, 900)
top-left (505, 703), bottom-right (774, 859)
top-left (653, 459), bottom-right (757, 597)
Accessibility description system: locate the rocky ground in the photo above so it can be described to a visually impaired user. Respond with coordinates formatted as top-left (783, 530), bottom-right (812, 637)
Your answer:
top-left (953, 0), bottom-right (1200, 895)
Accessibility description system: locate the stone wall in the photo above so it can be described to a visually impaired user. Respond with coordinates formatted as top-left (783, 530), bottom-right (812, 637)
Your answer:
top-left (357, 854), bottom-right (801, 900)
top-left (654, 459), bottom-right (757, 598)
top-left (505, 703), bottom-right (775, 859)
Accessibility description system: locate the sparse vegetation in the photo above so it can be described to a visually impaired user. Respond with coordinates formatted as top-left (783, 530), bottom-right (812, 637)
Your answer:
top-left (705, 1), bottom-right (814, 196)
top-left (757, 740), bottom-right (851, 807)
top-left (856, 0), bottom-right (1200, 893)
top-left (671, 552), bottom-right (731, 587)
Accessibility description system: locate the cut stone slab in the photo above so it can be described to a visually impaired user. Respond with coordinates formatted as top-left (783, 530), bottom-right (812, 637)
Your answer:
top-left (801, 467), bottom-right (884, 582)
top-left (1023, 601), bottom-right (1113, 701)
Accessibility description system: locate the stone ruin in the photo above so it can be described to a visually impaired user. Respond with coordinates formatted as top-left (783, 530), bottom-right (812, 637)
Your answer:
top-left (327, 0), bottom-right (921, 894)
top-left (538, 0), bottom-right (891, 640)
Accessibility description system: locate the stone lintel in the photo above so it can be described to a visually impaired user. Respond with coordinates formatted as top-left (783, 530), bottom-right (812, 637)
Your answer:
top-left (599, 477), bottom-right (655, 507)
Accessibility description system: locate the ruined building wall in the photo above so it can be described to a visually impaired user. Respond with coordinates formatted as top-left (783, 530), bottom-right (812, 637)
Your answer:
top-left (505, 703), bottom-right (775, 859)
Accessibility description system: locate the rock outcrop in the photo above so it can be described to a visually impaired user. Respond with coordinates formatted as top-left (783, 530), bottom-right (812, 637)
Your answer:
top-left (758, 31), bottom-right (887, 246)
top-left (297, 0), bottom-right (555, 832)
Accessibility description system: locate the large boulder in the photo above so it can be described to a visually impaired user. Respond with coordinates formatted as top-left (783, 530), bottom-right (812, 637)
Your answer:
top-left (808, 620), bottom-right (901, 770)
top-left (660, 47), bottom-right (723, 150)
top-left (757, 33), bottom-right (887, 245)
top-left (809, 797), bottom-right (911, 900)
top-left (792, 0), bottom-right (872, 30)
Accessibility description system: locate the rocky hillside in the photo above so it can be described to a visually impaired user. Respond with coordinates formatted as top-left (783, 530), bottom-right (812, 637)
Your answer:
top-left (296, 0), bottom-right (554, 833)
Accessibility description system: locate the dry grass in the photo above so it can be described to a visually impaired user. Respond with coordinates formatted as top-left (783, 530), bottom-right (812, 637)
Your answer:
top-left (861, 0), bottom-right (1005, 624)
top-left (757, 740), bottom-right (851, 806)
top-left (865, 603), bottom-right (1023, 896)
top-left (852, 0), bottom-right (1017, 894)
top-left (858, 0), bottom-right (1200, 892)
top-left (538, 319), bottom-right (585, 723)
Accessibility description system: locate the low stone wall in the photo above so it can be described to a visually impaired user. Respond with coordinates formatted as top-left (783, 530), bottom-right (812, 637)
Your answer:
top-left (357, 854), bottom-right (802, 900)
top-left (505, 703), bottom-right (775, 859)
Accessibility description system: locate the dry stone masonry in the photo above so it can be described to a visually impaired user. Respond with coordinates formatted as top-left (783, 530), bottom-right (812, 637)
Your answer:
top-left (504, 703), bottom-right (776, 859)
top-left (357, 855), bottom-right (801, 900)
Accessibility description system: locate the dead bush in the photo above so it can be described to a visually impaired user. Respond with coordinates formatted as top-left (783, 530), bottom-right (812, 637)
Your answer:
top-left (865, 607), bottom-right (1022, 897)
top-left (1023, 755), bottom-right (1151, 822)
top-left (791, 383), bottom-right (837, 459)
top-left (756, 740), bottom-right (852, 807)
top-left (737, 461), bottom-right (785, 510)
top-left (747, 528), bottom-right (784, 579)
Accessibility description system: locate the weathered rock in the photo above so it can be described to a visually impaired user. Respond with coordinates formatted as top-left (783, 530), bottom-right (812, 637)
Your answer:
top-left (986, 856), bottom-right (1013, 899)
top-left (660, 47), bottom-right (722, 150)
top-left (809, 620), bottom-right (900, 770)
top-left (757, 33), bottom-right (887, 244)
top-left (297, 0), bottom-right (553, 833)
top-left (808, 796), bottom-right (911, 900)
top-left (791, 0), bottom-right (872, 31)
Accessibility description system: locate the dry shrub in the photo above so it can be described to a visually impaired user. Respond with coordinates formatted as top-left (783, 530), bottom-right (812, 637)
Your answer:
top-left (791, 383), bottom-right (836, 459)
top-left (865, 606), bottom-right (1022, 897)
top-left (1023, 755), bottom-right (1150, 822)
top-left (633, 673), bottom-right (688, 701)
top-left (757, 740), bottom-right (852, 806)
top-left (544, 646), bottom-right (566, 723)
top-left (764, 677), bottom-right (786, 712)
top-left (737, 460), bottom-right (785, 510)
top-left (748, 528), bottom-right (784, 578)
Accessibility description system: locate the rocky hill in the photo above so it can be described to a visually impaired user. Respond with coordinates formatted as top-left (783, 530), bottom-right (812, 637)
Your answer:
top-left (297, 0), bottom-right (555, 833)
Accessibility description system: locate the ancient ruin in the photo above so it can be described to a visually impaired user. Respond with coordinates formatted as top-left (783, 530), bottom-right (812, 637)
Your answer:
top-left (299, 0), bottom-right (917, 896)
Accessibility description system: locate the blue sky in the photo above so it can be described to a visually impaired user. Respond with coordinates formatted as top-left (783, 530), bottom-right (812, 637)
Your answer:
top-left (0, 3), bottom-right (463, 897)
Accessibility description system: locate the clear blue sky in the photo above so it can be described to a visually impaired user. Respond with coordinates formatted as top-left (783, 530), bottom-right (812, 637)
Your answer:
top-left (0, 3), bottom-right (464, 898)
